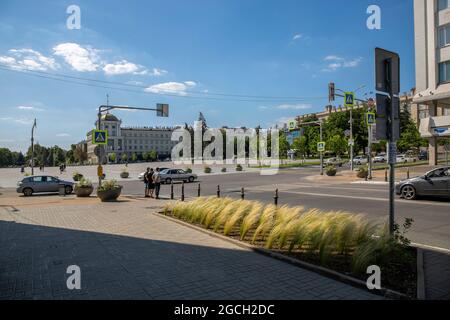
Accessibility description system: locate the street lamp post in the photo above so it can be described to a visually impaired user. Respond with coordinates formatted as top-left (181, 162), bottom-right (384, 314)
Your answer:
top-left (319, 119), bottom-right (324, 176)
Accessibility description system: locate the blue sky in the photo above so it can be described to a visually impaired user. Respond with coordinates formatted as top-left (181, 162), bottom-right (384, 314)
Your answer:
top-left (0, 0), bottom-right (415, 152)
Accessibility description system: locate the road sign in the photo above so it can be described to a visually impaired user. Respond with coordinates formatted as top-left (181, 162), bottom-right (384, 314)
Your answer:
top-left (344, 92), bottom-right (355, 107)
top-left (92, 130), bottom-right (108, 145)
top-left (288, 120), bottom-right (297, 131)
top-left (375, 48), bottom-right (400, 94)
top-left (157, 104), bottom-right (169, 117)
top-left (317, 142), bottom-right (326, 152)
top-left (375, 94), bottom-right (400, 140)
top-left (366, 112), bottom-right (376, 125)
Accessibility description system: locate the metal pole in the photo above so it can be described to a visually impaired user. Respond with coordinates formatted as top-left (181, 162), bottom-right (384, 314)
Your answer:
top-left (350, 108), bottom-right (354, 171)
top-left (368, 123), bottom-right (373, 179)
top-left (320, 120), bottom-right (324, 176)
top-left (241, 187), bottom-right (245, 200)
top-left (171, 182), bottom-right (174, 200)
top-left (274, 189), bottom-right (279, 206)
top-left (31, 119), bottom-right (36, 176)
top-left (97, 108), bottom-right (102, 188)
top-left (181, 182), bottom-right (185, 202)
top-left (197, 183), bottom-right (201, 197)
top-left (217, 185), bottom-right (220, 198)
top-left (387, 59), bottom-right (395, 236)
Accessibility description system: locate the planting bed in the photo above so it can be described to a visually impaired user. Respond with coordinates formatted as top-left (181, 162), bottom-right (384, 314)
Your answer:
top-left (163, 197), bottom-right (417, 298)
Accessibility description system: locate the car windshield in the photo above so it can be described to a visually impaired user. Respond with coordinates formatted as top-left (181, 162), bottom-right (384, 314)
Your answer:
top-left (160, 169), bottom-right (170, 174)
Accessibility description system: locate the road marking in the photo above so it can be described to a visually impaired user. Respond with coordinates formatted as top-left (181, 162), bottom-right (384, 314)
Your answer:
top-left (280, 190), bottom-right (450, 207)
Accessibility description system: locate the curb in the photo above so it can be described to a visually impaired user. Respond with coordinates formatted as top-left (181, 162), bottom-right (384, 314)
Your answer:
top-left (154, 212), bottom-right (410, 300)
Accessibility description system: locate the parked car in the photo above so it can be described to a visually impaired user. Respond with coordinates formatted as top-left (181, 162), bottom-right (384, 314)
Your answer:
top-left (396, 154), bottom-right (418, 164)
top-left (138, 168), bottom-right (170, 180)
top-left (352, 156), bottom-right (368, 165)
top-left (373, 153), bottom-right (387, 163)
top-left (160, 169), bottom-right (198, 184)
top-left (396, 167), bottom-right (450, 200)
top-left (418, 151), bottom-right (428, 161)
top-left (16, 176), bottom-right (74, 197)
top-left (324, 157), bottom-right (344, 167)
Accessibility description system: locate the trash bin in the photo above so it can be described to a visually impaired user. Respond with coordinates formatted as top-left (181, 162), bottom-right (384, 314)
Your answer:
top-left (58, 183), bottom-right (66, 196)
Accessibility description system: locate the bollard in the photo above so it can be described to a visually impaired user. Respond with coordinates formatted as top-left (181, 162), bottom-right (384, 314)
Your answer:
top-left (217, 185), bottom-right (221, 198)
top-left (197, 183), bottom-right (201, 197)
top-left (274, 189), bottom-right (279, 206)
top-left (181, 182), bottom-right (185, 202)
top-left (241, 187), bottom-right (245, 200)
top-left (171, 182), bottom-right (174, 200)
top-left (407, 168), bottom-right (410, 179)
top-left (385, 168), bottom-right (388, 182)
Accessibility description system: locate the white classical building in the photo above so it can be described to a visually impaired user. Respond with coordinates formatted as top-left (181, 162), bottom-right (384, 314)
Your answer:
top-left (86, 113), bottom-right (177, 164)
top-left (414, 0), bottom-right (450, 165)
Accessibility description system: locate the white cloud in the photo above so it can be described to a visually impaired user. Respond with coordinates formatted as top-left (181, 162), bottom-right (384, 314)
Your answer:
top-left (0, 48), bottom-right (59, 71)
top-left (150, 68), bottom-right (168, 76)
top-left (259, 106), bottom-right (269, 110)
top-left (53, 43), bottom-right (100, 72)
top-left (322, 56), bottom-right (362, 72)
top-left (17, 105), bottom-right (44, 111)
top-left (277, 104), bottom-right (311, 110)
top-left (56, 133), bottom-right (70, 137)
top-left (0, 117), bottom-right (34, 125)
top-left (145, 81), bottom-right (197, 96)
top-left (292, 34), bottom-right (303, 41)
top-left (103, 60), bottom-right (148, 75)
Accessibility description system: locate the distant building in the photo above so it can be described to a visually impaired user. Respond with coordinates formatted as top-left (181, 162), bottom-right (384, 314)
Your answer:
top-left (413, 0), bottom-right (450, 165)
top-left (85, 113), bottom-right (177, 164)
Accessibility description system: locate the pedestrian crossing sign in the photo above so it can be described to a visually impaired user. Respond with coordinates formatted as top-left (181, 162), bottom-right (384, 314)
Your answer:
top-left (92, 130), bottom-right (108, 145)
top-left (344, 92), bottom-right (355, 107)
top-left (366, 112), bottom-right (376, 125)
top-left (317, 142), bottom-right (326, 152)
top-left (288, 120), bottom-right (297, 131)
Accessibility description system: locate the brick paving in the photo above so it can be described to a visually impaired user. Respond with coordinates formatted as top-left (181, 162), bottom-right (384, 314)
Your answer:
top-left (0, 197), bottom-right (382, 300)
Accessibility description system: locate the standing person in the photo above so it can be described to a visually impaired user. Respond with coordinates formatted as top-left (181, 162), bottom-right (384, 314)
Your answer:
top-left (143, 167), bottom-right (150, 198)
top-left (148, 168), bottom-right (155, 198)
top-left (153, 167), bottom-right (162, 199)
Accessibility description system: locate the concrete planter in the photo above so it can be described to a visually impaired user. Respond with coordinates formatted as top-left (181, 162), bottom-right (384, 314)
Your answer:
top-left (75, 186), bottom-right (94, 197)
top-left (97, 186), bottom-right (122, 202)
top-left (120, 172), bottom-right (129, 179)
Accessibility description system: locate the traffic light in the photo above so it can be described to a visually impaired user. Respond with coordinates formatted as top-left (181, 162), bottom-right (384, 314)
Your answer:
top-left (328, 83), bottom-right (335, 102)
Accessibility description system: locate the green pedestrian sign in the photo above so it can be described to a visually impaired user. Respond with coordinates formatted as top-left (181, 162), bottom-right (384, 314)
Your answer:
top-left (92, 130), bottom-right (108, 145)
top-left (366, 112), bottom-right (376, 125)
top-left (344, 92), bottom-right (355, 107)
top-left (288, 119), bottom-right (297, 131)
top-left (317, 142), bottom-right (326, 152)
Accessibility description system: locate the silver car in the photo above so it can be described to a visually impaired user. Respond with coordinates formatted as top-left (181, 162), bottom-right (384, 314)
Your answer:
top-left (16, 176), bottom-right (74, 196)
top-left (160, 169), bottom-right (198, 184)
top-left (396, 167), bottom-right (450, 200)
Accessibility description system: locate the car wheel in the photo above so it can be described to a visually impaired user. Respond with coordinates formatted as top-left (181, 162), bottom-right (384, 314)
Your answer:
top-left (65, 186), bottom-right (73, 195)
top-left (23, 188), bottom-right (33, 197)
top-left (188, 176), bottom-right (194, 183)
top-left (401, 185), bottom-right (416, 200)
top-left (165, 178), bottom-right (172, 184)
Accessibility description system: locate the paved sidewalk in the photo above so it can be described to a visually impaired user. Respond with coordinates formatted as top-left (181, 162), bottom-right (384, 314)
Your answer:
top-left (0, 197), bottom-right (381, 300)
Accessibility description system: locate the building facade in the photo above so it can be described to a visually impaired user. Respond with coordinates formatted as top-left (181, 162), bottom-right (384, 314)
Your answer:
top-left (86, 113), bottom-right (177, 164)
top-left (414, 0), bottom-right (450, 164)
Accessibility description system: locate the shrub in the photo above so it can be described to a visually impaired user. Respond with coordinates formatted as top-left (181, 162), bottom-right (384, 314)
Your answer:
top-left (185, 168), bottom-right (193, 173)
top-left (357, 166), bottom-right (368, 179)
top-left (76, 177), bottom-right (92, 188)
top-left (236, 164), bottom-right (243, 172)
top-left (98, 179), bottom-right (121, 192)
top-left (325, 165), bottom-right (337, 176)
top-left (24, 172), bottom-right (31, 177)
top-left (73, 172), bottom-right (83, 181)
top-left (204, 167), bottom-right (212, 174)
top-left (221, 167), bottom-right (227, 173)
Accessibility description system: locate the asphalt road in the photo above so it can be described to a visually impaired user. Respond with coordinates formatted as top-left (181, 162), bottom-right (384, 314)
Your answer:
top-left (118, 167), bottom-right (450, 250)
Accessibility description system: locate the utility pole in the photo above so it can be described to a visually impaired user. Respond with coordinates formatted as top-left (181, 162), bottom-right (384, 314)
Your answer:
top-left (31, 119), bottom-right (37, 176)
top-left (349, 107), bottom-right (354, 171)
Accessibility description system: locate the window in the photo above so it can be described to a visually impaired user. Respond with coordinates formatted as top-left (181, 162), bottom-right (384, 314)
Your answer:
top-left (439, 61), bottom-right (450, 83)
top-left (439, 0), bottom-right (449, 11)
top-left (439, 25), bottom-right (450, 47)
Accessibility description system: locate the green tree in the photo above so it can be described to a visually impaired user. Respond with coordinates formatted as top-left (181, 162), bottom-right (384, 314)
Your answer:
top-left (327, 134), bottom-right (348, 156)
top-left (109, 152), bottom-right (117, 163)
top-left (397, 107), bottom-right (427, 152)
top-left (131, 153), bottom-right (137, 162)
top-left (121, 153), bottom-right (128, 163)
top-left (149, 150), bottom-right (158, 161)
